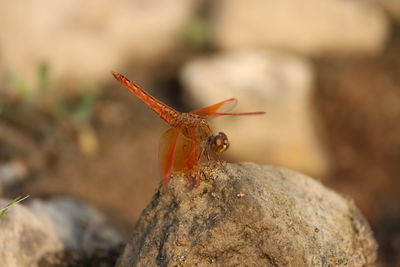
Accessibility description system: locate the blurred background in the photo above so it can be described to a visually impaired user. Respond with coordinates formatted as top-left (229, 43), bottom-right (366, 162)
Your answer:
top-left (0, 0), bottom-right (399, 265)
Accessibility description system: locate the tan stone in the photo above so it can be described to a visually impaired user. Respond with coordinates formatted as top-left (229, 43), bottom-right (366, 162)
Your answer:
top-left (117, 162), bottom-right (377, 266)
top-left (212, 0), bottom-right (389, 56)
top-left (181, 50), bottom-right (329, 178)
top-left (0, 0), bottom-right (201, 91)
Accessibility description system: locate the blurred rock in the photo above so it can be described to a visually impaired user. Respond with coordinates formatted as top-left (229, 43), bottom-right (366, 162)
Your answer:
top-left (117, 162), bottom-right (377, 266)
top-left (0, 0), bottom-right (201, 90)
top-left (378, 0), bottom-right (400, 21)
top-left (39, 244), bottom-right (124, 267)
top-left (0, 199), bottom-right (63, 267)
top-left (212, 0), bottom-right (389, 56)
top-left (0, 160), bottom-right (28, 188)
top-left (181, 50), bottom-right (329, 178)
top-left (28, 197), bottom-right (122, 254)
top-left (0, 196), bottom-right (123, 267)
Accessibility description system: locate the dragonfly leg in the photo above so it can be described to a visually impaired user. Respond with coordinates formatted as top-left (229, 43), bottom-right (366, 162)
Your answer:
top-left (194, 171), bottom-right (201, 187)
top-left (188, 168), bottom-right (201, 188)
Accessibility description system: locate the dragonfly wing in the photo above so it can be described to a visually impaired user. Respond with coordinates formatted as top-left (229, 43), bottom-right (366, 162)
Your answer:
top-left (190, 98), bottom-right (265, 117)
top-left (159, 127), bottom-right (200, 188)
top-left (190, 98), bottom-right (237, 116)
top-left (159, 128), bottom-right (180, 188)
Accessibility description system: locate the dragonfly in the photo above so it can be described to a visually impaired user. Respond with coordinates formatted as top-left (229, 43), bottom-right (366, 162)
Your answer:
top-left (112, 72), bottom-right (265, 189)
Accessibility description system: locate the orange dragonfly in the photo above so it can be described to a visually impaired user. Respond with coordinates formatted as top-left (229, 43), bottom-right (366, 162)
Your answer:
top-left (112, 72), bottom-right (264, 189)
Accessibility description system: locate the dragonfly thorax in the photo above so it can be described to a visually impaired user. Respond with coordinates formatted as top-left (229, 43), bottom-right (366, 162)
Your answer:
top-left (174, 113), bottom-right (212, 141)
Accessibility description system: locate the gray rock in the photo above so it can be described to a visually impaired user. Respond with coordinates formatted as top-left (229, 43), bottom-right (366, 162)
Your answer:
top-left (181, 50), bottom-right (329, 178)
top-left (0, 196), bottom-right (123, 267)
top-left (0, 199), bottom-right (63, 267)
top-left (117, 162), bottom-right (377, 266)
top-left (28, 197), bottom-right (122, 254)
top-left (212, 0), bottom-right (389, 56)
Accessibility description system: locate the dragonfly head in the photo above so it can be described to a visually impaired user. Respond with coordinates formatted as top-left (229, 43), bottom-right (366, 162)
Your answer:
top-left (208, 132), bottom-right (230, 154)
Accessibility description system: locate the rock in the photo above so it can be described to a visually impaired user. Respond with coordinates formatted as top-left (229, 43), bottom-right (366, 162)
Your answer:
top-left (39, 244), bottom-right (124, 267)
top-left (28, 197), bottom-right (122, 254)
top-left (211, 0), bottom-right (389, 56)
top-left (0, 0), bottom-right (201, 91)
top-left (0, 160), bottom-right (28, 189)
top-left (181, 50), bottom-right (329, 178)
top-left (0, 199), bottom-right (63, 267)
top-left (117, 162), bottom-right (377, 266)
top-left (0, 196), bottom-right (123, 266)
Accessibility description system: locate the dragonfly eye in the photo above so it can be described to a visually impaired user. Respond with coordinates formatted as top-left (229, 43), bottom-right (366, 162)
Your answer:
top-left (208, 132), bottom-right (230, 154)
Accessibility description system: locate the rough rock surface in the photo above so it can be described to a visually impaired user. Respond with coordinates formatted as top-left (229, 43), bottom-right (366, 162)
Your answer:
top-left (117, 162), bottom-right (377, 266)
top-left (0, 199), bottom-right (63, 267)
top-left (181, 50), bottom-right (329, 178)
top-left (212, 0), bottom-right (389, 56)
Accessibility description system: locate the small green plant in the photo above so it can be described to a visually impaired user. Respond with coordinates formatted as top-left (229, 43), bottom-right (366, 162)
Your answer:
top-left (5, 63), bottom-right (102, 157)
top-left (9, 62), bottom-right (51, 103)
top-left (7, 63), bottom-right (102, 123)
top-left (0, 195), bottom-right (30, 219)
top-left (72, 85), bottom-right (101, 123)
top-left (184, 16), bottom-right (211, 49)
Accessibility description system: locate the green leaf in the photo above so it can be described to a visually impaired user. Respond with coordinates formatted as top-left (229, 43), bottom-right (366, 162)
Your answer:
top-left (0, 195), bottom-right (30, 218)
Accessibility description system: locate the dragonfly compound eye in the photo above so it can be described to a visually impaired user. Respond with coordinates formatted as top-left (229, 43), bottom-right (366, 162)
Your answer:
top-left (209, 132), bottom-right (230, 154)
